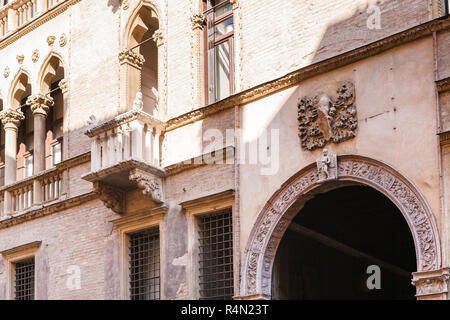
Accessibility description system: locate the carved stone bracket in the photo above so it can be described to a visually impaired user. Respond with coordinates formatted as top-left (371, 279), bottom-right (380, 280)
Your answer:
top-left (118, 49), bottom-right (145, 69)
top-left (93, 181), bottom-right (125, 215)
top-left (26, 94), bottom-right (54, 116)
top-left (412, 268), bottom-right (450, 300)
top-left (129, 168), bottom-right (164, 204)
top-left (298, 81), bottom-right (357, 151)
top-left (190, 13), bottom-right (205, 30)
top-left (152, 29), bottom-right (164, 47)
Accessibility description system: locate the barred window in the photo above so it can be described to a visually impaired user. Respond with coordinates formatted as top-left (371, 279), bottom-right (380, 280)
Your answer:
top-left (129, 227), bottom-right (160, 300)
top-left (198, 209), bottom-right (233, 300)
top-left (14, 258), bottom-right (35, 300)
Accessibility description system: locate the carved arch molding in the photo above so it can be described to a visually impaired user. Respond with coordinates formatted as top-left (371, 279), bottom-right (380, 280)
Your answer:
top-left (240, 155), bottom-right (447, 300)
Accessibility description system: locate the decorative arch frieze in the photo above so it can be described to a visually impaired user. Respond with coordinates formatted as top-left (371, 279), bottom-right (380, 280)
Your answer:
top-left (37, 51), bottom-right (66, 93)
top-left (8, 68), bottom-right (32, 109)
top-left (239, 155), bottom-right (444, 299)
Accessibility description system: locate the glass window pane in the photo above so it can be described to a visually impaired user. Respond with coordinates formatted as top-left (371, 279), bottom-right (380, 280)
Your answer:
top-left (214, 2), bottom-right (232, 17)
top-left (214, 17), bottom-right (233, 38)
top-left (52, 143), bottom-right (62, 165)
top-left (25, 155), bottom-right (33, 178)
top-left (214, 41), bottom-right (231, 101)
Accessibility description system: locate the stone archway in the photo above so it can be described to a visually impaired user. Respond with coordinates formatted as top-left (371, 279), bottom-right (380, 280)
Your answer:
top-left (240, 155), bottom-right (448, 300)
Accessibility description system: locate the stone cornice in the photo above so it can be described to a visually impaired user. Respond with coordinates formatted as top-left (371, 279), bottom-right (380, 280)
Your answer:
top-left (165, 16), bottom-right (450, 132)
top-left (0, 0), bottom-right (82, 50)
top-left (85, 109), bottom-right (166, 138)
top-left (0, 192), bottom-right (98, 230)
top-left (437, 76), bottom-right (450, 93)
top-left (110, 205), bottom-right (168, 229)
top-left (1, 241), bottom-right (41, 257)
top-left (180, 189), bottom-right (235, 213)
top-left (439, 130), bottom-right (450, 146)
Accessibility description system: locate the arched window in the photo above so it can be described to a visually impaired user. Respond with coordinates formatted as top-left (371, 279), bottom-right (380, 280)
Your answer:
top-left (40, 55), bottom-right (65, 168)
top-left (124, 4), bottom-right (160, 115)
top-left (10, 72), bottom-right (33, 180)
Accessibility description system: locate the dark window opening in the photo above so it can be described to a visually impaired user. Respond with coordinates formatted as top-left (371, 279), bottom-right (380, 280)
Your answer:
top-left (14, 258), bottom-right (35, 300)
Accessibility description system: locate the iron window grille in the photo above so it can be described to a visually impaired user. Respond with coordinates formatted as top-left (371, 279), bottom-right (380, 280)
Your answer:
top-left (129, 227), bottom-right (160, 300)
top-left (198, 209), bottom-right (234, 300)
top-left (14, 258), bottom-right (35, 300)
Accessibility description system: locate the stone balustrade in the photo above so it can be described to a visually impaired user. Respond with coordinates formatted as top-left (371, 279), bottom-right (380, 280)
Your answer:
top-left (87, 109), bottom-right (165, 173)
top-left (0, 164), bottom-right (68, 218)
top-left (0, 0), bottom-right (64, 37)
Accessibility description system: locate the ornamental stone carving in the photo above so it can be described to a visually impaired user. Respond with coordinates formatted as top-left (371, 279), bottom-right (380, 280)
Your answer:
top-left (190, 13), bottom-right (205, 30)
top-left (298, 81), bottom-right (357, 151)
top-left (240, 155), bottom-right (441, 299)
top-left (3, 66), bottom-right (9, 78)
top-left (59, 79), bottom-right (69, 94)
top-left (0, 108), bottom-right (25, 129)
top-left (118, 49), bottom-right (145, 69)
top-left (316, 149), bottom-right (337, 182)
top-left (129, 168), bottom-right (164, 204)
top-left (93, 181), bottom-right (124, 215)
top-left (32, 50), bottom-right (40, 63)
top-left (16, 54), bottom-right (24, 64)
top-left (26, 94), bottom-right (54, 116)
top-left (59, 33), bottom-right (67, 47)
top-left (47, 35), bottom-right (56, 46)
top-left (412, 268), bottom-right (450, 299)
top-left (152, 29), bottom-right (164, 47)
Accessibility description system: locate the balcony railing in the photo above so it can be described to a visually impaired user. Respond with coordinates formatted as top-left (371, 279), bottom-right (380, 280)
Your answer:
top-left (0, 0), bottom-right (64, 38)
top-left (0, 163), bottom-right (68, 218)
top-left (87, 109), bottom-right (165, 173)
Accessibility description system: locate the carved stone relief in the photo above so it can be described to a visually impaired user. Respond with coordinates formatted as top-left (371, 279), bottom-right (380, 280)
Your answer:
top-left (240, 155), bottom-right (441, 299)
top-left (129, 168), bottom-right (164, 204)
top-left (298, 81), bottom-right (357, 150)
top-left (93, 181), bottom-right (125, 215)
top-left (316, 148), bottom-right (338, 182)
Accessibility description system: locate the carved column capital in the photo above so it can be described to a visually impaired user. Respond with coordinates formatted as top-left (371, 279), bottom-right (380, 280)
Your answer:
top-left (118, 49), bottom-right (145, 69)
top-left (93, 181), bottom-right (124, 214)
top-left (0, 108), bottom-right (25, 130)
top-left (26, 94), bottom-right (54, 117)
top-left (152, 29), bottom-right (165, 47)
top-left (412, 268), bottom-right (450, 300)
top-left (230, 0), bottom-right (239, 9)
top-left (191, 13), bottom-right (205, 30)
top-left (129, 168), bottom-right (164, 204)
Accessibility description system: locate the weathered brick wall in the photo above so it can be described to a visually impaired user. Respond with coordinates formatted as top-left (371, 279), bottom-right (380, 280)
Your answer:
top-left (0, 200), bottom-right (118, 299)
top-left (238, 0), bottom-right (432, 91)
top-left (437, 29), bottom-right (450, 80)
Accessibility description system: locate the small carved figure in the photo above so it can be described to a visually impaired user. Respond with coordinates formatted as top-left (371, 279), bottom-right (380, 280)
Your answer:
top-left (133, 92), bottom-right (144, 111)
top-left (316, 149), bottom-right (338, 182)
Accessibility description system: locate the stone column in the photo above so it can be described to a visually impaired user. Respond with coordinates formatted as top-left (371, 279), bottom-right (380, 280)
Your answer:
top-left (0, 108), bottom-right (25, 214)
top-left (152, 30), bottom-right (165, 119)
top-left (119, 50), bottom-right (145, 113)
top-left (7, 8), bottom-right (17, 33)
top-left (190, 13), bottom-right (206, 111)
top-left (26, 94), bottom-right (54, 206)
top-left (412, 268), bottom-right (450, 300)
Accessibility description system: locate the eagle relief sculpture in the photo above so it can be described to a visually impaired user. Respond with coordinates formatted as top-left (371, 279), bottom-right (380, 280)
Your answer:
top-left (297, 81), bottom-right (357, 151)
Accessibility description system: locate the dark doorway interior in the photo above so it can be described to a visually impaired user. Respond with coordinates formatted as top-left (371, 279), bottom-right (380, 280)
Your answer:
top-left (272, 185), bottom-right (416, 300)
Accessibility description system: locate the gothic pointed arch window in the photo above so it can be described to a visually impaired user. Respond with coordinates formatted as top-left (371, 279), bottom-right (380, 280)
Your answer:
top-left (39, 55), bottom-right (65, 168)
top-left (123, 4), bottom-right (160, 116)
top-left (10, 72), bottom-right (33, 180)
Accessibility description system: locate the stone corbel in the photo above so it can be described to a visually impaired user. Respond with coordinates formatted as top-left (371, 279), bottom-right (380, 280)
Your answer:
top-left (26, 94), bottom-right (54, 117)
top-left (152, 30), bottom-right (164, 47)
top-left (412, 268), bottom-right (450, 300)
top-left (129, 168), bottom-right (164, 204)
top-left (93, 181), bottom-right (125, 214)
top-left (191, 13), bottom-right (205, 30)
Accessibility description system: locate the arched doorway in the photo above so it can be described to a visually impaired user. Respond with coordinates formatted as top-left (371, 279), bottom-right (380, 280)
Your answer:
top-left (272, 185), bottom-right (416, 299)
top-left (240, 155), bottom-right (447, 300)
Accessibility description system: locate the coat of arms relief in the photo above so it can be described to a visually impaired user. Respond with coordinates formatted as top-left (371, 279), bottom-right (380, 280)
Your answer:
top-left (297, 81), bottom-right (357, 151)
